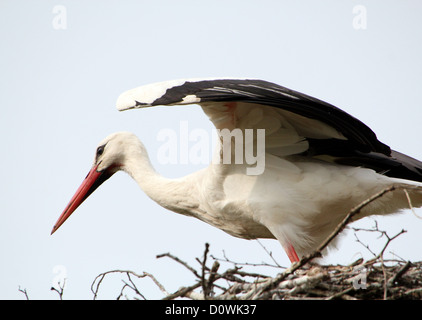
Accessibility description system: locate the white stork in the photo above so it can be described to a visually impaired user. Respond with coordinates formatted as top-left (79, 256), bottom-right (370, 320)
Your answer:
top-left (51, 78), bottom-right (422, 263)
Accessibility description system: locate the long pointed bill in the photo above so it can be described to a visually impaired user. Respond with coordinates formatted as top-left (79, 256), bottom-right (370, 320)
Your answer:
top-left (51, 164), bottom-right (112, 235)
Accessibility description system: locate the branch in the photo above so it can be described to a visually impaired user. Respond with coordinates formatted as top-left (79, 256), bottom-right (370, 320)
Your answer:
top-left (387, 261), bottom-right (412, 286)
top-left (211, 250), bottom-right (284, 270)
top-left (201, 243), bottom-right (210, 298)
top-left (18, 286), bottom-right (29, 300)
top-left (256, 239), bottom-right (283, 268)
top-left (91, 269), bottom-right (168, 300)
top-left (156, 252), bottom-right (200, 279)
top-left (51, 279), bottom-right (66, 300)
top-left (403, 189), bottom-right (422, 219)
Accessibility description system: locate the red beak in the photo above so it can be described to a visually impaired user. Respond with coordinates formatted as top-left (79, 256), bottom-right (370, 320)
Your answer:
top-left (51, 164), bottom-right (113, 235)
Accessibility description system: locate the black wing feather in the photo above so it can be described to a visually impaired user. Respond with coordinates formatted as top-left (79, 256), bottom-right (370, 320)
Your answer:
top-left (148, 79), bottom-right (422, 182)
top-left (151, 79), bottom-right (390, 154)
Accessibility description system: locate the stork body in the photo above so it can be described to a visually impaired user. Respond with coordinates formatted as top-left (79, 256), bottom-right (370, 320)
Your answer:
top-left (52, 78), bottom-right (422, 263)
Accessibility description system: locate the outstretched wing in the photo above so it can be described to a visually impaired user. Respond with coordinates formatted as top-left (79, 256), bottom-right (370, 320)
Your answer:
top-left (116, 78), bottom-right (422, 182)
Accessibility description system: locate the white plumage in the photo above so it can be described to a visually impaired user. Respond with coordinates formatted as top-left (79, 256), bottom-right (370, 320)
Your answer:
top-left (52, 78), bottom-right (422, 263)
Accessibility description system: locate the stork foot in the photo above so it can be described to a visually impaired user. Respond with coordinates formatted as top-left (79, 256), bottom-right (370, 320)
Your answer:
top-left (285, 242), bottom-right (300, 263)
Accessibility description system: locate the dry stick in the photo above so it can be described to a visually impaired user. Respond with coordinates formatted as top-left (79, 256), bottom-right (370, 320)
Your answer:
top-left (142, 271), bottom-right (169, 296)
top-left (353, 221), bottom-right (407, 263)
top-left (18, 286), bottom-right (29, 300)
top-left (364, 229), bottom-right (407, 266)
top-left (163, 267), bottom-right (241, 300)
top-left (91, 274), bottom-right (106, 299)
top-left (362, 228), bottom-right (407, 300)
top-left (249, 185), bottom-right (398, 298)
top-left (380, 255), bottom-right (388, 300)
top-left (50, 279), bottom-right (66, 300)
top-left (162, 243), bottom-right (213, 300)
top-left (118, 280), bottom-right (147, 300)
top-left (404, 287), bottom-right (422, 298)
top-left (117, 283), bottom-right (130, 300)
top-left (256, 239), bottom-right (283, 268)
top-left (156, 252), bottom-right (201, 279)
top-left (353, 231), bottom-right (377, 257)
top-left (127, 273), bottom-right (142, 297)
top-left (387, 260), bottom-right (412, 287)
top-left (211, 250), bottom-right (284, 270)
top-left (207, 261), bottom-right (220, 294)
top-left (91, 269), bottom-right (168, 300)
top-left (201, 243), bottom-right (210, 298)
top-left (403, 189), bottom-right (422, 219)
top-left (163, 282), bottom-right (203, 300)
top-left (326, 287), bottom-right (355, 301)
top-left (352, 220), bottom-right (383, 257)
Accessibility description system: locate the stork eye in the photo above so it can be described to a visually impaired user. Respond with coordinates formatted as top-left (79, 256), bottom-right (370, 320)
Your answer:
top-left (96, 145), bottom-right (105, 157)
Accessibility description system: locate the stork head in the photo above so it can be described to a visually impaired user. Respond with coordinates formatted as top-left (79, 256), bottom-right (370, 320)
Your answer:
top-left (51, 131), bottom-right (141, 235)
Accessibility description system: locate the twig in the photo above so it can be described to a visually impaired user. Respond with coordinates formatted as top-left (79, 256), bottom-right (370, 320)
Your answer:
top-left (365, 229), bottom-right (407, 265)
top-left (353, 231), bottom-right (377, 257)
top-left (404, 287), bottom-right (422, 298)
top-left (142, 271), bottom-right (169, 296)
top-left (201, 243), bottom-right (210, 298)
top-left (403, 189), bottom-right (422, 219)
top-left (122, 273), bottom-right (146, 300)
top-left (18, 286), bottom-right (29, 300)
top-left (163, 282), bottom-right (202, 300)
top-left (162, 265), bottom-right (243, 300)
top-left (256, 239), bottom-right (283, 268)
top-left (380, 255), bottom-right (388, 300)
top-left (156, 252), bottom-right (200, 278)
top-left (234, 269), bottom-right (271, 279)
top-left (211, 250), bottom-right (284, 269)
top-left (387, 261), bottom-right (412, 287)
top-left (353, 221), bottom-right (407, 261)
top-left (91, 269), bottom-right (168, 300)
top-left (388, 261), bottom-right (412, 286)
top-left (50, 279), bottom-right (66, 300)
top-left (206, 261), bottom-right (220, 295)
top-left (325, 287), bottom-right (355, 300)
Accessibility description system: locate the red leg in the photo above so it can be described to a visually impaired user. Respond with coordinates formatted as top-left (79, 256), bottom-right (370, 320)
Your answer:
top-left (285, 242), bottom-right (300, 263)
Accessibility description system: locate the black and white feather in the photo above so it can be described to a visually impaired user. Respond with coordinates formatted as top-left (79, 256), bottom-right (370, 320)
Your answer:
top-left (117, 78), bottom-right (422, 183)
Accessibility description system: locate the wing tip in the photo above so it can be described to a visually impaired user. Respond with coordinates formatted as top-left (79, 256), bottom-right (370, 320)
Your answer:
top-left (116, 77), bottom-right (238, 111)
top-left (116, 91), bottom-right (139, 111)
top-left (116, 78), bottom-right (194, 111)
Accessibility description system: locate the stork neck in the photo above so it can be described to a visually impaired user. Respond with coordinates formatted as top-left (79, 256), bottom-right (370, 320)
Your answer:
top-left (122, 148), bottom-right (198, 215)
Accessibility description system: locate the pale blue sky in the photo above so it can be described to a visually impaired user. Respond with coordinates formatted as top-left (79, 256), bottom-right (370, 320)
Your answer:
top-left (1, 0), bottom-right (422, 299)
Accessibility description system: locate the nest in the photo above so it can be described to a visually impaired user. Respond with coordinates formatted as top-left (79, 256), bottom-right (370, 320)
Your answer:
top-left (87, 242), bottom-right (422, 300)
